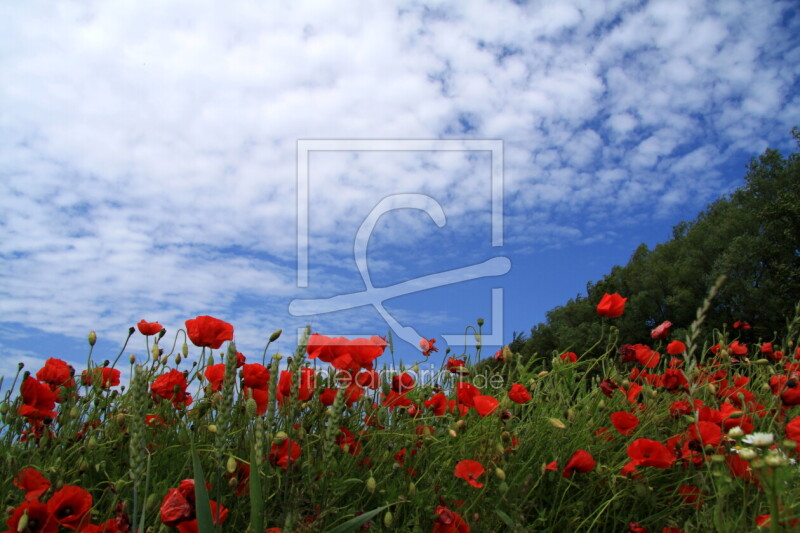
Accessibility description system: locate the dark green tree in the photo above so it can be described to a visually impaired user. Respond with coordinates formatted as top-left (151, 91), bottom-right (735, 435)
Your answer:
top-left (512, 130), bottom-right (800, 361)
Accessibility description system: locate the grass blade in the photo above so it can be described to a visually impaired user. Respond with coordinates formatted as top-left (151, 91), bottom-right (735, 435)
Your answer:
top-left (190, 439), bottom-right (215, 533)
top-left (328, 503), bottom-right (398, 533)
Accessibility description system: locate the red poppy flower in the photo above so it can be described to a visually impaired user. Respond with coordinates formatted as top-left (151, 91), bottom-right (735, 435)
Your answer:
top-left (269, 438), bottom-right (301, 469)
top-left (456, 382), bottom-right (480, 407)
top-left (425, 392), bottom-right (448, 416)
top-left (185, 315), bottom-right (234, 349)
top-left (728, 340), bottom-right (748, 356)
top-left (560, 351), bottom-right (577, 363)
top-left (508, 383), bottom-right (531, 404)
top-left (36, 358), bottom-right (74, 391)
top-left (356, 369), bottom-right (381, 389)
top-left (151, 369), bottom-right (192, 408)
top-left (276, 368), bottom-right (316, 403)
top-left (446, 358), bottom-right (467, 373)
top-left (13, 467), bottom-right (51, 502)
top-left (420, 337), bottom-right (438, 356)
top-left (733, 320), bottom-right (751, 330)
top-left (677, 484), bottom-right (703, 508)
top-left (80, 518), bottom-right (121, 533)
top-left (610, 411), bottom-right (639, 436)
top-left (596, 293), bottom-right (627, 318)
top-left (6, 500), bottom-right (56, 533)
top-left (335, 427), bottom-right (362, 456)
top-left (631, 344), bottom-right (660, 368)
top-left (562, 449), bottom-right (595, 477)
top-left (175, 501), bottom-right (229, 533)
top-left (137, 320), bottom-right (163, 336)
top-left (726, 453), bottom-right (755, 482)
top-left (454, 460), bottom-right (485, 488)
top-left (47, 485), bottom-right (92, 530)
top-left (786, 416), bottom-right (800, 442)
top-left (545, 460), bottom-right (558, 471)
top-left (81, 367), bottom-right (121, 388)
top-left (688, 421), bottom-right (723, 447)
top-left (626, 439), bottom-right (675, 469)
top-left (628, 523), bottom-right (648, 533)
top-left (667, 340), bottom-right (686, 355)
top-left (660, 368), bottom-right (688, 392)
top-left (160, 487), bottom-right (194, 526)
top-left (19, 377), bottom-right (57, 421)
top-left (650, 321), bottom-right (672, 340)
top-left (433, 506), bottom-right (470, 533)
top-left (319, 387), bottom-right (337, 406)
top-left (382, 390), bottom-right (413, 409)
top-left (241, 363), bottom-right (270, 390)
top-left (348, 336), bottom-right (388, 367)
top-left (599, 378), bottom-right (620, 397)
top-left (391, 372), bottom-right (415, 393)
top-left (203, 364), bottom-right (225, 392)
top-left (473, 395), bottom-right (499, 417)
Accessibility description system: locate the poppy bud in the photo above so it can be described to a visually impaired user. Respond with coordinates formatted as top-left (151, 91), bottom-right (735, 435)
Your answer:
top-left (174, 354), bottom-right (182, 365)
top-left (710, 454), bottom-right (726, 463)
top-left (146, 493), bottom-right (159, 512)
top-left (182, 342), bottom-right (189, 358)
top-left (477, 318), bottom-right (484, 326)
top-left (269, 329), bottom-right (282, 342)
top-left (548, 418), bottom-right (566, 430)
top-left (383, 511), bottom-right (393, 528)
top-left (498, 481), bottom-right (509, 494)
top-left (754, 358), bottom-right (769, 365)
top-left (207, 424), bottom-right (218, 434)
top-left (456, 420), bottom-right (466, 429)
top-left (228, 477), bottom-right (238, 489)
top-left (537, 371), bottom-right (549, 378)
top-left (226, 456), bottom-right (238, 474)
top-left (408, 481), bottom-right (416, 496)
top-left (88, 331), bottom-right (97, 346)
top-left (87, 436), bottom-right (98, 450)
top-left (598, 400), bottom-right (606, 409)
top-left (274, 431), bottom-right (288, 443)
top-left (449, 429), bottom-right (458, 438)
top-left (566, 408), bottom-right (575, 421)
top-left (17, 510), bottom-right (29, 532)
top-left (129, 353), bottom-right (136, 364)
top-left (494, 467), bottom-right (506, 481)
top-left (366, 476), bottom-right (377, 493)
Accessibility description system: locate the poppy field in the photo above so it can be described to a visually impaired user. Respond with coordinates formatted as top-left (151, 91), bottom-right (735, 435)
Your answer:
top-left (3, 281), bottom-right (800, 532)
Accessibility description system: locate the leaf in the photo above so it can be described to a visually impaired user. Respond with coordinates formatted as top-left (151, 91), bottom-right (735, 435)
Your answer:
top-left (495, 509), bottom-right (518, 528)
top-left (190, 440), bottom-right (215, 533)
top-left (327, 503), bottom-right (398, 533)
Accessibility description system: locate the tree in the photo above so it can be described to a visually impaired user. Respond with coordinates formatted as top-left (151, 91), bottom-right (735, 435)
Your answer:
top-left (513, 131), bottom-right (800, 361)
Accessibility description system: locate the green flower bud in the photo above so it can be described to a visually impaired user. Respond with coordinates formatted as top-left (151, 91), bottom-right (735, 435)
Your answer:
top-left (226, 456), bottom-right (238, 474)
top-left (383, 511), bottom-right (393, 528)
top-left (366, 476), bottom-right (377, 493)
top-left (88, 331), bottom-right (97, 346)
top-left (269, 329), bottom-right (282, 342)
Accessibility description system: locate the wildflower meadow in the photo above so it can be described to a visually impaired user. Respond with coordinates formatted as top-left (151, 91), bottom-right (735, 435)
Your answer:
top-left (3, 278), bottom-right (800, 532)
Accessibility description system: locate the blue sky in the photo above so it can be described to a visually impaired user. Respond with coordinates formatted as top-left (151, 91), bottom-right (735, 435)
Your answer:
top-left (1, 0), bottom-right (799, 391)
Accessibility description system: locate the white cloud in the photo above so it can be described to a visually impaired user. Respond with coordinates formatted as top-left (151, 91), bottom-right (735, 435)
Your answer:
top-left (0, 0), bottom-right (797, 363)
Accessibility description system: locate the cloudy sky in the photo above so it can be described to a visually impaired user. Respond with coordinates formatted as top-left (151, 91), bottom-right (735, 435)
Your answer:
top-left (1, 0), bottom-right (798, 388)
